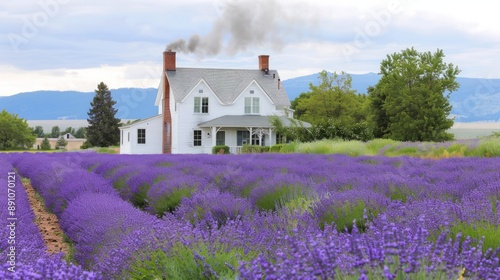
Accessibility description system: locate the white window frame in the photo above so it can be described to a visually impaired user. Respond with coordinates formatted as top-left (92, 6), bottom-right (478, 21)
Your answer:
top-left (244, 97), bottom-right (259, 114)
top-left (194, 97), bottom-right (209, 114)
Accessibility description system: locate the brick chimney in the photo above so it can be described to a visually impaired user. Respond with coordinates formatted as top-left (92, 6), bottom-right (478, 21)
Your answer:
top-left (258, 55), bottom-right (269, 71)
top-left (163, 50), bottom-right (176, 71)
top-left (162, 51), bottom-right (174, 153)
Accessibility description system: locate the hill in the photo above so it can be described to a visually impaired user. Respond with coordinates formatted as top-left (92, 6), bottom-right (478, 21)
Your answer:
top-left (1, 74), bottom-right (500, 122)
top-left (0, 88), bottom-right (157, 120)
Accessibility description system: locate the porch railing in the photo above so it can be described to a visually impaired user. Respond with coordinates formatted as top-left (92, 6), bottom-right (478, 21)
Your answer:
top-left (229, 146), bottom-right (242, 154)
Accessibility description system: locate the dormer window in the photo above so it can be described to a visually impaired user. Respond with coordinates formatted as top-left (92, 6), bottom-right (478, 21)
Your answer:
top-left (194, 97), bottom-right (209, 113)
top-left (244, 97), bottom-right (259, 114)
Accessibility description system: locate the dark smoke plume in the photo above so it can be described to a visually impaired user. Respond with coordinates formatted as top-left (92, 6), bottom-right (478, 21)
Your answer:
top-left (166, 0), bottom-right (315, 56)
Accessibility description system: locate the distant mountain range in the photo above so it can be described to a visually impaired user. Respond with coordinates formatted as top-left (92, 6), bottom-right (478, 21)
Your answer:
top-left (1, 74), bottom-right (500, 122)
top-left (0, 88), bottom-right (158, 120)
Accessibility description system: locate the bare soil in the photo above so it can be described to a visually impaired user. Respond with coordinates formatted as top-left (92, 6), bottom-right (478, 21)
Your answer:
top-left (22, 180), bottom-right (70, 256)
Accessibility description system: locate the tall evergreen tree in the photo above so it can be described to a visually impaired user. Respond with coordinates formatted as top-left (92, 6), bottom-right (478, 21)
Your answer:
top-left (56, 135), bottom-right (68, 149)
top-left (86, 82), bottom-right (121, 147)
top-left (40, 136), bottom-right (51, 150)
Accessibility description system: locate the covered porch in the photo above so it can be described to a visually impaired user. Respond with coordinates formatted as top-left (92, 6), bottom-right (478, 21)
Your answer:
top-left (198, 115), bottom-right (310, 154)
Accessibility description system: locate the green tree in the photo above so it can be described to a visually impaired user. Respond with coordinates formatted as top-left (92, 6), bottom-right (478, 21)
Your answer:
top-left (294, 70), bottom-right (367, 124)
top-left (56, 135), bottom-right (67, 149)
top-left (40, 136), bottom-right (51, 150)
top-left (370, 47), bottom-right (460, 141)
top-left (86, 82), bottom-right (121, 147)
top-left (74, 127), bottom-right (87, 139)
top-left (63, 126), bottom-right (76, 136)
top-left (0, 109), bottom-right (36, 150)
top-left (367, 85), bottom-right (391, 138)
top-left (32, 126), bottom-right (45, 137)
top-left (51, 126), bottom-right (60, 138)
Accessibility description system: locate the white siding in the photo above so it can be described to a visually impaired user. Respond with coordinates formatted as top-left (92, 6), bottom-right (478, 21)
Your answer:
top-left (120, 127), bottom-right (132, 154)
top-left (173, 80), bottom-right (280, 154)
top-left (119, 116), bottom-right (162, 154)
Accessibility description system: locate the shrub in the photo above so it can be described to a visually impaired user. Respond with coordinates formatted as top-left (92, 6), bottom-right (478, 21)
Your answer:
top-left (365, 138), bottom-right (399, 155)
top-left (241, 145), bottom-right (269, 153)
top-left (40, 136), bottom-right (51, 150)
top-left (174, 190), bottom-right (253, 226)
top-left (150, 187), bottom-right (193, 217)
top-left (472, 138), bottom-right (500, 157)
top-left (81, 141), bottom-right (92, 149)
top-left (313, 190), bottom-right (389, 232)
top-left (279, 142), bottom-right (298, 153)
top-left (147, 176), bottom-right (205, 217)
top-left (270, 144), bottom-right (285, 152)
top-left (212, 145), bottom-right (230, 154)
top-left (295, 139), bottom-right (368, 156)
top-left (447, 222), bottom-right (500, 256)
top-left (254, 184), bottom-right (303, 211)
top-left (56, 135), bottom-right (68, 150)
top-left (127, 242), bottom-right (255, 280)
top-left (318, 199), bottom-right (368, 232)
top-left (249, 174), bottom-right (311, 212)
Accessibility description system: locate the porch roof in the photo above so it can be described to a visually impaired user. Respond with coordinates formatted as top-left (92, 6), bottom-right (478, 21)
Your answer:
top-left (197, 115), bottom-right (311, 128)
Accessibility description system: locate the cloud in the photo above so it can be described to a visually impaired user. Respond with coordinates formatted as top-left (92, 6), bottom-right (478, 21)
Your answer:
top-left (1, 0), bottom-right (500, 96)
top-left (166, 0), bottom-right (320, 56)
top-left (0, 63), bottom-right (161, 96)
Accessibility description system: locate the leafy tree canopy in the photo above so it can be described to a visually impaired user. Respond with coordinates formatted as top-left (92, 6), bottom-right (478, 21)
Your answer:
top-left (51, 126), bottom-right (60, 138)
top-left (32, 126), bottom-right (44, 137)
top-left (63, 127), bottom-right (76, 136)
top-left (0, 109), bottom-right (36, 150)
top-left (86, 82), bottom-right (121, 147)
top-left (293, 70), bottom-right (368, 124)
top-left (74, 127), bottom-right (87, 139)
top-left (369, 47), bottom-right (460, 141)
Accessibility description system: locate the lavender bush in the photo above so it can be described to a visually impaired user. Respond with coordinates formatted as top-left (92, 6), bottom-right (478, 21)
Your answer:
top-left (3, 152), bottom-right (500, 278)
top-left (0, 157), bottom-right (100, 279)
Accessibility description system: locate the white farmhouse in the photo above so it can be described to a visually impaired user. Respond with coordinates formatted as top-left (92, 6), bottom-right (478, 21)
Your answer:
top-left (119, 51), bottom-right (307, 154)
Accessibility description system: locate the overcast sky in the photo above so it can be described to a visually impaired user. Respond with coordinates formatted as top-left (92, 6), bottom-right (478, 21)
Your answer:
top-left (1, 0), bottom-right (499, 96)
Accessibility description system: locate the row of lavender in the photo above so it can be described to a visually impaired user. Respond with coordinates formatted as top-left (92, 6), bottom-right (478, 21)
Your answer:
top-left (81, 153), bottom-right (500, 278)
top-left (8, 153), bottom-right (244, 279)
top-left (82, 153), bottom-right (500, 232)
top-left (0, 158), bottom-right (98, 279)
top-left (6, 152), bottom-right (500, 278)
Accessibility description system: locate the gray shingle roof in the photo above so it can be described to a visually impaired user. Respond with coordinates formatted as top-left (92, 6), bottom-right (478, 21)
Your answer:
top-left (166, 68), bottom-right (290, 107)
top-left (198, 115), bottom-right (311, 128)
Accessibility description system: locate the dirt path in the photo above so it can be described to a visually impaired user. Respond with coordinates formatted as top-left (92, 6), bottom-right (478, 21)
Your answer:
top-left (22, 180), bottom-right (70, 256)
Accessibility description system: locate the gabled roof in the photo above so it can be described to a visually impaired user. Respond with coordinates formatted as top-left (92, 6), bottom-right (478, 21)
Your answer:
top-left (166, 68), bottom-right (290, 107)
top-left (119, 114), bottom-right (162, 129)
top-left (198, 115), bottom-right (311, 128)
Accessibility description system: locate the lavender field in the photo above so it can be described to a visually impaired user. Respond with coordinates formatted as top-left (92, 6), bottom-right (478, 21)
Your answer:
top-left (2, 152), bottom-right (500, 279)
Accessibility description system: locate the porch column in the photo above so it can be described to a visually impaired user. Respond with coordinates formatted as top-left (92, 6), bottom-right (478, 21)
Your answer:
top-left (211, 126), bottom-right (217, 147)
top-left (249, 127), bottom-right (253, 145)
top-left (268, 128), bottom-right (273, 146)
